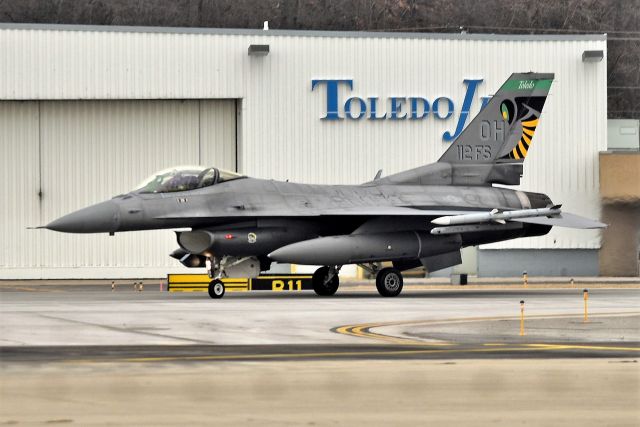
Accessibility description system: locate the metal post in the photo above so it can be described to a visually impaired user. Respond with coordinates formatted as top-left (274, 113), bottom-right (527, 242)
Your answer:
top-left (583, 289), bottom-right (589, 323)
top-left (523, 271), bottom-right (528, 288)
top-left (520, 300), bottom-right (525, 336)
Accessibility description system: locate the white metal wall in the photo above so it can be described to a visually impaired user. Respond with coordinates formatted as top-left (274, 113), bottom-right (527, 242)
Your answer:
top-left (0, 99), bottom-right (236, 278)
top-left (0, 25), bottom-right (607, 278)
top-left (0, 102), bottom-right (40, 271)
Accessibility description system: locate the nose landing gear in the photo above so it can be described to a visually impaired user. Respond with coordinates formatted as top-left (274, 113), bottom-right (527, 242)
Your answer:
top-left (312, 265), bottom-right (341, 296)
top-left (208, 279), bottom-right (225, 299)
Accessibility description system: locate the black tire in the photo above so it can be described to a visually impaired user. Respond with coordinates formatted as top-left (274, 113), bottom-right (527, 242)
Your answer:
top-left (312, 266), bottom-right (340, 296)
top-left (376, 268), bottom-right (403, 297)
top-left (208, 279), bottom-right (225, 299)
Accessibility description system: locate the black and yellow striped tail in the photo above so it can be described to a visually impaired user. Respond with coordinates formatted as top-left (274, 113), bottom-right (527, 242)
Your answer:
top-left (507, 116), bottom-right (538, 160)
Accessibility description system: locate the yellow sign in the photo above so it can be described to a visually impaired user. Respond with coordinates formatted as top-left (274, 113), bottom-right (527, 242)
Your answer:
top-left (167, 274), bottom-right (313, 293)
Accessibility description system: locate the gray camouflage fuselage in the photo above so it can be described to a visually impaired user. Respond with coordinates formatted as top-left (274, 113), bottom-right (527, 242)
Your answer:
top-left (46, 175), bottom-right (552, 270)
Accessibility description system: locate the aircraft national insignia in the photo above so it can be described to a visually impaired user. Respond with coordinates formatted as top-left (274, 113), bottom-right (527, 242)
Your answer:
top-left (247, 232), bottom-right (257, 244)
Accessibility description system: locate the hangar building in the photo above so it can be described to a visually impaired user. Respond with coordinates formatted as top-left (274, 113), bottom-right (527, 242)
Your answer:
top-left (0, 23), bottom-right (609, 279)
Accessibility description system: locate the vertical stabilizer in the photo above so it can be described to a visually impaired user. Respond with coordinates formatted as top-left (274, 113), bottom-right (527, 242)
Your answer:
top-left (438, 73), bottom-right (554, 164)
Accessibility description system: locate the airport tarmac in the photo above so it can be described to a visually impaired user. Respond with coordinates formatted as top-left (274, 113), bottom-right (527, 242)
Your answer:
top-left (1, 284), bottom-right (639, 356)
top-left (1, 283), bottom-right (639, 425)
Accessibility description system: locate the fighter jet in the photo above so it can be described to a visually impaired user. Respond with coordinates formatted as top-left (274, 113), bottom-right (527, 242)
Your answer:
top-left (42, 72), bottom-right (605, 298)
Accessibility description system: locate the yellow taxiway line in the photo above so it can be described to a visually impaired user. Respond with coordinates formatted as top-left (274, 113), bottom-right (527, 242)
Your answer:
top-left (66, 342), bottom-right (640, 364)
top-left (334, 311), bottom-right (640, 346)
top-left (61, 311), bottom-right (640, 364)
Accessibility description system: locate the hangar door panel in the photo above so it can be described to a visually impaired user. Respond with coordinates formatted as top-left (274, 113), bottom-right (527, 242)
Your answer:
top-left (0, 102), bottom-right (40, 270)
top-left (200, 100), bottom-right (237, 171)
top-left (26, 99), bottom-right (235, 278)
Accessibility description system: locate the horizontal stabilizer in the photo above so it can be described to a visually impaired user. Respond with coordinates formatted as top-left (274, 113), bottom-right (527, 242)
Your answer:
top-left (512, 212), bottom-right (607, 229)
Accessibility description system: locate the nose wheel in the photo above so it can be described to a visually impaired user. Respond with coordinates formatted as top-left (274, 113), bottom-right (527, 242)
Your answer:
top-left (312, 266), bottom-right (340, 296)
top-left (208, 279), bottom-right (226, 299)
top-left (376, 267), bottom-right (403, 297)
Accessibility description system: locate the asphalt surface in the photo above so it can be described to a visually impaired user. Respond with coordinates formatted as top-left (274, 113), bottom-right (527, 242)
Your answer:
top-left (1, 284), bottom-right (638, 362)
top-left (1, 283), bottom-right (639, 426)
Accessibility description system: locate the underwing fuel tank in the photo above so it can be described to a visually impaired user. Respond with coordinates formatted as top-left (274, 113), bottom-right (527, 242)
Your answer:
top-left (177, 227), bottom-right (318, 257)
top-left (268, 232), bottom-right (462, 265)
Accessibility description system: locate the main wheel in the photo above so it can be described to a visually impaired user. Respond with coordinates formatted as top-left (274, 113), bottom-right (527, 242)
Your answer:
top-left (376, 268), bottom-right (403, 297)
top-left (312, 266), bottom-right (339, 296)
top-left (208, 279), bottom-right (225, 299)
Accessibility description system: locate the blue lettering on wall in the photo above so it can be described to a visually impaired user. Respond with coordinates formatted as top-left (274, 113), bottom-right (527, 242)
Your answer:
top-left (344, 97), bottom-right (367, 120)
top-left (368, 97), bottom-right (386, 120)
top-left (389, 97), bottom-right (407, 120)
top-left (311, 78), bottom-right (487, 141)
top-left (432, 97), bottom-right (454, 120)
top-left (410, 98), bottom-right (430, 119)
top-left (443, 79), bottom-right (483, 141)
top-left (480, 96), bottom-right (492, 110)
top-left (311, 79), bottom-right (353, 120)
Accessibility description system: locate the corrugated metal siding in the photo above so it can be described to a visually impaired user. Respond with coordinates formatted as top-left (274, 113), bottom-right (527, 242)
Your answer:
top-left (0, 102), bottom-right (39, 268)
top-left (1, 99), bottom-right (235, 277)
top-left (0, 26), bottom-right (607, 277)
top-left (0, 28), bottom-right (248, 99)
top-left (200, 100), bottom-right (237, 171)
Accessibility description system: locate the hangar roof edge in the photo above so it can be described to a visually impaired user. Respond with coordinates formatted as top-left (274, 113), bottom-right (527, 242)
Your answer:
top-left (0, 23), bottom-right (607, 41)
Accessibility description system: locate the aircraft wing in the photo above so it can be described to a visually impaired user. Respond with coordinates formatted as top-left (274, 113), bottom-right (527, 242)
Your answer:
top-left (319, 206), bottom-right (486, 216)
top-left (511, 212), bottom-right (607, 229)
top-left (154, 206), bottom-right (487, 220)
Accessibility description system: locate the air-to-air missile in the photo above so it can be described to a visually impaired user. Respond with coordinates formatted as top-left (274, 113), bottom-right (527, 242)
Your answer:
top-left (431, 205), bottom-right (562, 226)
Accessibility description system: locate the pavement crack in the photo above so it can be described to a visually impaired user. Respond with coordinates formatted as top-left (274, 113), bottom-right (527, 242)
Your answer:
top-left (37, 314), bottom-right (216, 345)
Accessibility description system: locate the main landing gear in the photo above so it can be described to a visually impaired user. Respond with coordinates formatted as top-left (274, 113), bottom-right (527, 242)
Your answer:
top-left (375, 267), bottom-right (403, 297)
top-left (360, 264), bottom-right (404, 297)
top-left (312, 264), bottom-right (404, 297)
top-left (312, 266), bottom-right (340, 296)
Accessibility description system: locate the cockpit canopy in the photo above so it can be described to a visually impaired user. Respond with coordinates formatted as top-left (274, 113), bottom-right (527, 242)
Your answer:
top-left (134, 166), bottom-right (244, 193)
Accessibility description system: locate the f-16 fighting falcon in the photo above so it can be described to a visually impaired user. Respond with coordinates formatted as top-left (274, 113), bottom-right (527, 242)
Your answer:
top-left (41, 73), bottom-right (605, 298)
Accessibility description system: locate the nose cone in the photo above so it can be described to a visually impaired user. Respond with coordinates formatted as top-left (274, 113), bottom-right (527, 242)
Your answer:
top-left (46, 200), bottom-right (120, 233)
